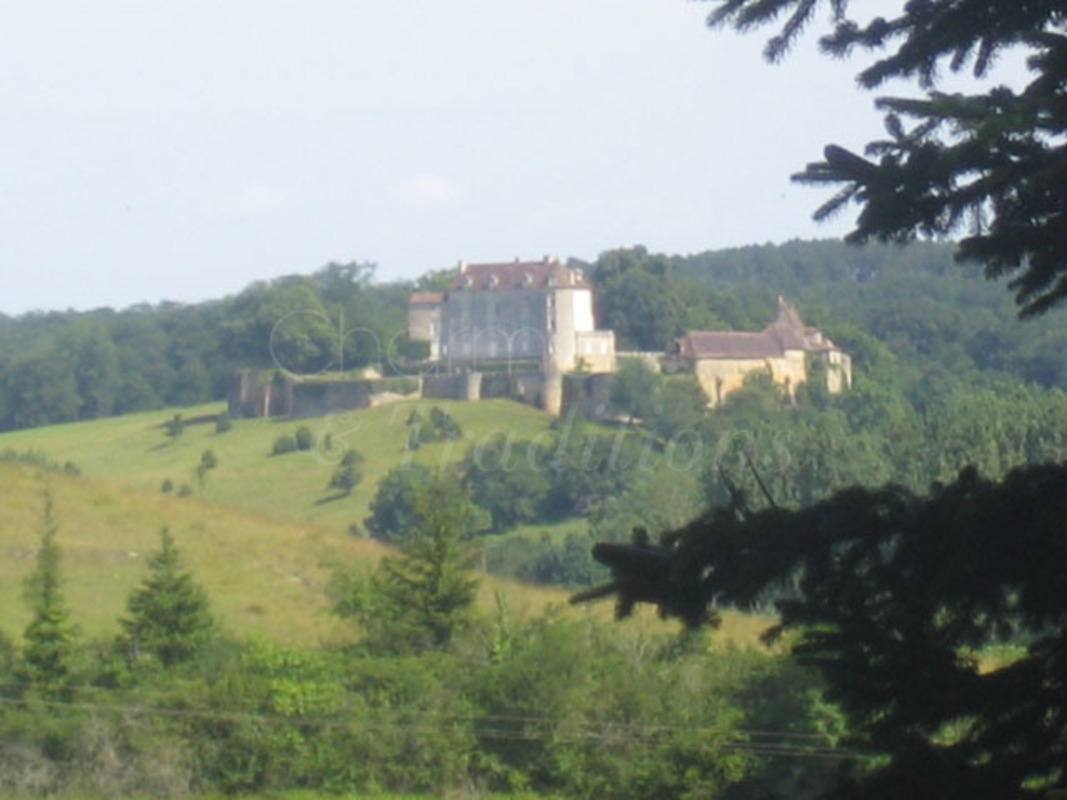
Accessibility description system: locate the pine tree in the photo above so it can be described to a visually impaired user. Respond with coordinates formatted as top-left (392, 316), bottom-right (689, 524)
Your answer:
top-left (336, 475), bottom-right (486, 653)
top-left (120, 527), bottom-right (214, 667)
top-left (580, 463), bottom-right (1067, 798)
top-left (19, 488), bottom-right (78, 698)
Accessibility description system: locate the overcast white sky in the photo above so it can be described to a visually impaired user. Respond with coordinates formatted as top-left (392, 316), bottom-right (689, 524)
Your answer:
top-left (0, 1), bottom-right (1028, 314)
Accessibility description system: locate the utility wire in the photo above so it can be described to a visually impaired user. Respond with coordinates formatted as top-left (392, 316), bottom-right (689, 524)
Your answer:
top-left (0, 696), bottom-right (870, 762)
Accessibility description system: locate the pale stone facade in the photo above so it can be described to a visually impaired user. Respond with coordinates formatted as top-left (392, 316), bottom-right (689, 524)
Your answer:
top-left (673, 299), bottom-right (852, 406)
top-left (409, 268), bottom-right (849, 415)
top-left (411, 257), bottom-right (615, 368)
top-left (406, 257), bottom-right (617, 413)
top-left (407, 292), bottom-right (443, 360)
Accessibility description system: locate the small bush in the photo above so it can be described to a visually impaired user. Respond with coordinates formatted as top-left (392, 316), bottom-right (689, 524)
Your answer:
top-left (329, 451), bottom-right (364, 495)
top-left (295, 426), bottom-right (315, 451)
top-left (429, 406), bottom-right (463, 440)
top-left (272, 434), bottom-right (297, 456)
top-left (177, 485), bottom-right (193, 498)
top-left (215, 411), bottom-right (232, 433)
top-left (164, 414), bottom-right (183, 438)
top-left (407, 406), bottom-right (463, 446)
top-left (161, 479), bottom-right (174, 494)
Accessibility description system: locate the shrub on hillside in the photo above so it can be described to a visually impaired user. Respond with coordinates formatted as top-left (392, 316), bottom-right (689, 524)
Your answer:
top-left (406, 406), bottom-right (463, 448)
top-left (294, 426), bottom-right (315, 451)
top-left (328, 450), bottom-right (364, 495)
top-left (271, 434), bottom-right (297, 456)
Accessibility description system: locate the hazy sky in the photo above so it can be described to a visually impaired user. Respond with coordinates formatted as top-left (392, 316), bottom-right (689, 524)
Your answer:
top-left (0, 1), bottom-right (1026, 314)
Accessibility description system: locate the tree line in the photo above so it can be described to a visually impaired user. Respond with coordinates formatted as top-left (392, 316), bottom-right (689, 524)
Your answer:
top-left (4, 240), bottom-right (1067, 434)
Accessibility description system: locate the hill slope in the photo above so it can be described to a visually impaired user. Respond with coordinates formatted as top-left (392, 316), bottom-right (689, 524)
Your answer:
top-left (0, 398), bottom-right (612, 646)
top-left (0, 398), bottom-right (553, 531)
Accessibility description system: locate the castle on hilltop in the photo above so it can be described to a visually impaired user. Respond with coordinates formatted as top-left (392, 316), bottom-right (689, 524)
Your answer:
top-left (408, 257), bottom-right (616, 413)
top-left (229, 256), bottom-right (852, 420)
top-left (410, 258), bottom-right (850, 414)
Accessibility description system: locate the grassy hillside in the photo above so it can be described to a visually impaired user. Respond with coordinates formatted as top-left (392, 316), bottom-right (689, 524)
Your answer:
top-left (0, 459), bottom-right (618, 645)
top-left (0, 399), bottom-right (772, 649)
top-left (0, 398), bottom-right (553, 531)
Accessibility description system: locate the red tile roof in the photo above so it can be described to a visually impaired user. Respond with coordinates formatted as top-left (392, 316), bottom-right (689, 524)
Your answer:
top-left (408, 292), bottom-right (444, 305)
top-left (449, 258), bottom-right (590, 291)
top-left (676, 331), bottom-right (781, 360)
top-left (676, 299), bottom-right (840, 360)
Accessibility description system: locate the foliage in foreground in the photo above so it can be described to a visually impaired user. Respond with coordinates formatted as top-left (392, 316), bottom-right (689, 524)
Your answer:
top-left (0, 619), bottom-right (836, 799)
top-left (584, 462), bottom-right (1067, 798)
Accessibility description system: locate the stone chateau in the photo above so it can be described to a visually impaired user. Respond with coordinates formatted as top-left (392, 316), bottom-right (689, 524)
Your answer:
top-left (410, 258), bottom-right (851, 414)
top-left (228, 256), bottom-right (851, 419)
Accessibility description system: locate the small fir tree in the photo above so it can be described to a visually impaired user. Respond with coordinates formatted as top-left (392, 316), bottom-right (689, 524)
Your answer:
top-left (164, 413), bottom-right (184, 439)
top-left (327, 449), bottom-right (363, 495)
top-left (336, 474), bottom-right (485, 653)
top-left (120, 527), bottom-right (214, 667)
top-left (215, 411), bottom-right (232, 433)
top-left (19, 488), bottom-right (79, 698)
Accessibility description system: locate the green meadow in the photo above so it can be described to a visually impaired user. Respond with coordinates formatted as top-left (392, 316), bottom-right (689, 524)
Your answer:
top-left (0, 398), bottom-right (552, 530)
top-left (0, 398), bottom-right (772, 649)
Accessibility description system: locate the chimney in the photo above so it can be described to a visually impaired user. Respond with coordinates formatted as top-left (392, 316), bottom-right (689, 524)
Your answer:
top-left (458, 259), bottom-right (467, 274)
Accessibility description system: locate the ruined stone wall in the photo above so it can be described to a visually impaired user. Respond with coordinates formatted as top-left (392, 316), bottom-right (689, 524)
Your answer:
top-left (228, 371), bottom-right (293, 418)
top-left (289, 381), bottom-right (375, 418)
top-left (480, 372), bottom-right (546, 409)
top-left (229, 371), bottom-right (419, 418)
top-left (422, 373), bottom-right (482, 402)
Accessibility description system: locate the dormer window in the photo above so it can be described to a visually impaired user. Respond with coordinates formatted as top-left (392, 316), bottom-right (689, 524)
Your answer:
top-left (521, 272), bottom-right (533, 288)
top-left (488, 274), bottom-right (499, 289)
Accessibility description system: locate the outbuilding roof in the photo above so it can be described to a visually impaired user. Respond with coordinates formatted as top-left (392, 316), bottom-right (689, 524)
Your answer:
top-left (408, 292), bottom-right (444, 305)
top-left (676, 299), bottom-right (840, 360)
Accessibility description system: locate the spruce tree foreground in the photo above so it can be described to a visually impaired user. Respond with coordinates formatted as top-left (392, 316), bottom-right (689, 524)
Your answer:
top-left (574, 5), bottom-right (1067, 798)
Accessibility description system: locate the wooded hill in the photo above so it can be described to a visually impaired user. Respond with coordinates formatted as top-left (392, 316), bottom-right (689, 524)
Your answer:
top-left (2, 240), bottom-right (1065, 434)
